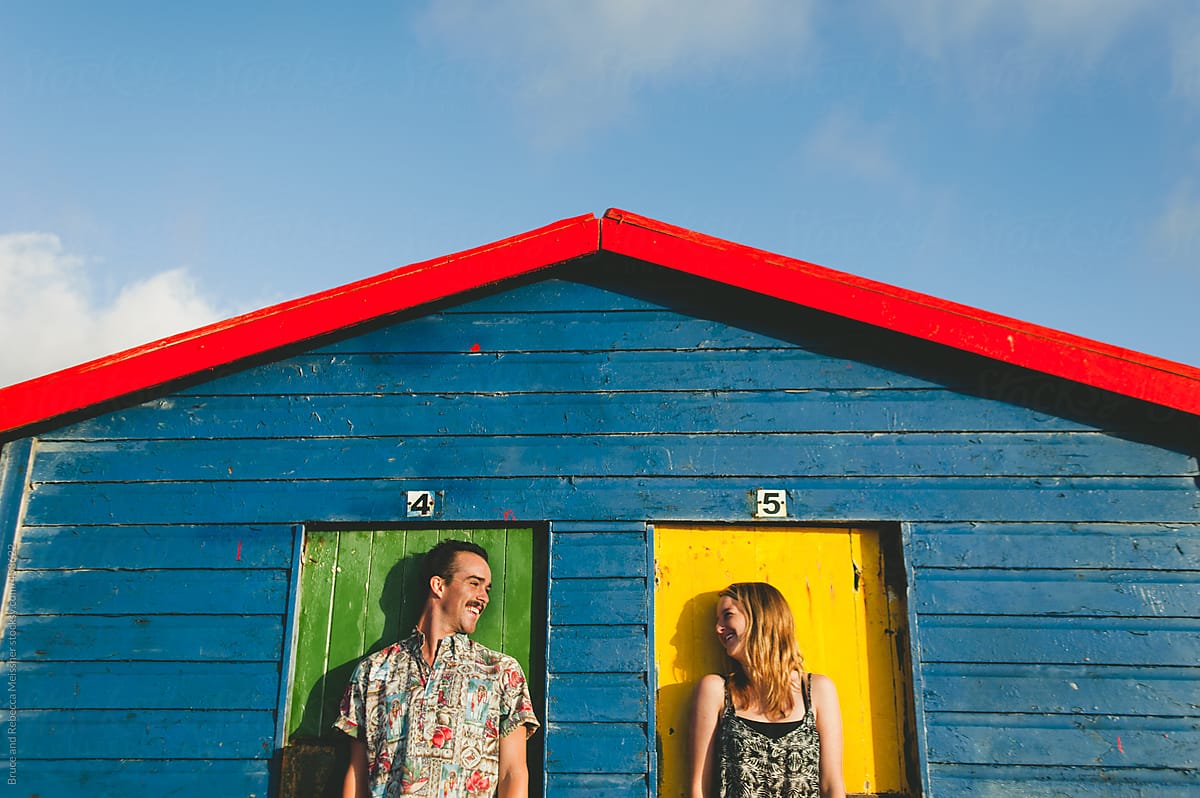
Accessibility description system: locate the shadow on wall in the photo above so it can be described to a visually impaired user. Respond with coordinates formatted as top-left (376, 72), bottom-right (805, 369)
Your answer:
top-left (656, 591), bottom-right (726, 797)
top-left (280, 554), bottom-right (426, 798)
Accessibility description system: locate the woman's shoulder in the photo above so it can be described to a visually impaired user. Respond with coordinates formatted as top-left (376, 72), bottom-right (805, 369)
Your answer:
top-left (805, 672), bottom-right (841, 712)
top-left (694, 673), bottom-right (727, 700)
top-left (806, 672), bottom-right (837, 691)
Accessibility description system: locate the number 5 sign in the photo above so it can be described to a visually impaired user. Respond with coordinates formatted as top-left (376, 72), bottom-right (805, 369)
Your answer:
top-left (755, 489), bottom-right (788, 518)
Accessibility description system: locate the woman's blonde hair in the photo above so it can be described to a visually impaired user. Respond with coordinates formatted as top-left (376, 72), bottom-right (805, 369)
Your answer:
top-left (719, 582), bottom-right (805, 719)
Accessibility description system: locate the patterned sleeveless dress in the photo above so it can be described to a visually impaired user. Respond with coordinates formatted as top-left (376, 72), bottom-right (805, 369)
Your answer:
top-left (718, 674), bottom-right (821, 798)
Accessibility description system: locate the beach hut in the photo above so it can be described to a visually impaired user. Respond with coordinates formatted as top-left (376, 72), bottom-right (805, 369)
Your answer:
top-left (1, 209), bottom-right (1197, 797)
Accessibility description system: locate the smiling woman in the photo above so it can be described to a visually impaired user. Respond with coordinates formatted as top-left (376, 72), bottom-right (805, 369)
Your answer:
top-left (692, 582), bottom-right (846, 798)
top-left (654, 525), bottom-right (919, 798)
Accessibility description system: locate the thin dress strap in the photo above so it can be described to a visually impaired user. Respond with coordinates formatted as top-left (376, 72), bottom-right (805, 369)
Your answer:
top-left (718, 672), bottom-right (822, 797)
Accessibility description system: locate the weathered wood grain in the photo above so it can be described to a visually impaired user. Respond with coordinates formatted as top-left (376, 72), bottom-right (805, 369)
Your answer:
top-left (909, 522), bottom-right (1200, 570)
top-left (920, 663), bottom-right (1200, 716)
top-left (547, 626), bottom-right (648, 673)
top-left (551, 530), bottom-right (648, 578)
top-left (12, 568), bottom-right (289, 614)
top-left (925, 711), bottom-right (1200, 769)
top-left (543, 722), bottom-right (648, 773)
top-left (172, 349), bottom-right (941, 396)
top-left (0, 437), bottom-right (33, 607)
top-left (914, 569), bottom-right (1200, 617)
top-left (47, 389), bottom-right (1096, 440)
top-left (919, 615), bottom-right (1200, 666)
top-left (16, 613), bottom-right (283, 661)
top-left (543, 772), bottom-right (649, 798)
top-left (926, 763), bottom-right (1197, 797)
top-left (439, 277), bottom-right (666, 315)
top-left (23, 475), bottom-right (1200, 526)
top-left (545, 673), bottom-right (648, 724)
top-left (10, 759), bottom-right (270, 797)
top-left (313, 308), bottom-right (807, 355)
top-left (16, 524), bottom-right (294, 569)
top-left (17, 709), bottom-right (276, 759)
top-left (550, 577), bottom-right (647, 625)
top-left (15, 661), bottom-right (279, 710)
top-left (32, 432), bottom-right (1193, 482)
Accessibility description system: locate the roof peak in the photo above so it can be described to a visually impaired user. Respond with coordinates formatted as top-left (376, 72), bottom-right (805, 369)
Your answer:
top-left (2, 209), bottom-right (1198, 438)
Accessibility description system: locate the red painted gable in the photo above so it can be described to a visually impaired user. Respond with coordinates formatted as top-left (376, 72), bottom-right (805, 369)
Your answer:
top-left (2, 208), bottom-right (1198, 438)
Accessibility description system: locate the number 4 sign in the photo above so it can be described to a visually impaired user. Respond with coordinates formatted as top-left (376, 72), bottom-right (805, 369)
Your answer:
top-left (407, 490), bottom-right (435, 518)
top-left (755, 489), bottom-right (788, 518)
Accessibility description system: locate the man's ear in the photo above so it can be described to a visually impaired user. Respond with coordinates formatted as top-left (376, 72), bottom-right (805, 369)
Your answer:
top-left (429, 575), bottom-right (446, 598)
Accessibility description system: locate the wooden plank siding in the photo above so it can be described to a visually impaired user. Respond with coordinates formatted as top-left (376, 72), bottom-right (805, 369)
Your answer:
top-left (545, 522), bottom-right (654, 798)
top-left (908, 522), bottom-right (1200, 796)
top-left (7, 519), bottom-right (290, 795)
top-left (4, 274), bottom-right (1199, 795)
top-left (0, 438), bottom-right (34, 622)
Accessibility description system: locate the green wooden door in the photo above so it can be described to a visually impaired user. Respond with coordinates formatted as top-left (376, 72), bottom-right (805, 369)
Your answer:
top-left (285, 527), bottom-right (539, 744)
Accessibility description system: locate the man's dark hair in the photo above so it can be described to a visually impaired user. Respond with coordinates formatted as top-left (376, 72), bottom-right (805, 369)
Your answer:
top-left (421, 539), bottom-right (489, 594)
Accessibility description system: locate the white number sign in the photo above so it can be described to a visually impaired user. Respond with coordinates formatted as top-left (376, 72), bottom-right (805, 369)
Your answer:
top-left (755, 489), bottom-right (788, 518)
top-left (406, 490), bottom-right (435, 518)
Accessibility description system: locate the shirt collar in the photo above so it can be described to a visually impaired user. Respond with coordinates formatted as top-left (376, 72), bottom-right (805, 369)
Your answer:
top-left (405, 628), bottom-right (469, 660)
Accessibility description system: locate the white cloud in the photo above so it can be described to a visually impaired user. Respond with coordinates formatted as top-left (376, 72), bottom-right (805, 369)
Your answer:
top-left (0, 233), bottom-right (228, 387)
top-left (420, 0), bottom-right (814, 142)
top-left (873, 0), bottom-right (1158, 106)
top-left (881, 0), bottom-right (1149, 62)
top-left (804, 110), bottom-right (904, 187)
top-left (1151, 181), bottom-right (1200, 268)
top-left (1170, 17), bottom-right (1200, 102)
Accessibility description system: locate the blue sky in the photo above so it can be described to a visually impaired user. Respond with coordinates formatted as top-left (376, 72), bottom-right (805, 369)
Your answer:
top-left (2, 1), bottom-right (1198, 386)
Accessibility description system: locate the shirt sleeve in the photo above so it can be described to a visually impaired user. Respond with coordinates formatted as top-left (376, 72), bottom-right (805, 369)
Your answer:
top-left (497, 656), bottom-right (540, 739)
top-left (332, 659), bottom-right (368, 739)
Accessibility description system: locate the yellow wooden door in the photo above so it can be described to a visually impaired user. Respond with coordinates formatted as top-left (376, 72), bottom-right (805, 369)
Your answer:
top-left (654, 525), bottom-right (917, 797)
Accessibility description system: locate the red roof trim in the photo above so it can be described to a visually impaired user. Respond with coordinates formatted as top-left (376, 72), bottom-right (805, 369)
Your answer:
top-left (1, 207), bottom-right (1198, 438)
top-left (601, 208), bottom-right (1200, 416)
top-left (0, 213), bottom-right (600, 436)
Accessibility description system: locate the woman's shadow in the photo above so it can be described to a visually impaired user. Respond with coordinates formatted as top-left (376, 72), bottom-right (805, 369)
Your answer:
top-left (278, 554), bottom-right (424, 798)
top-left (656, 591), bottom-right (727, 798)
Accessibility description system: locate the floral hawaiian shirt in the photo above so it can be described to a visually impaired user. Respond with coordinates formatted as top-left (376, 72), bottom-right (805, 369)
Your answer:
top-left (335, 631), bottom-right (539, 798)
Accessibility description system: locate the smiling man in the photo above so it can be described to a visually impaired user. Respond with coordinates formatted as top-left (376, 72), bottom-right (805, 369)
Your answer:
top-left (336, 539), bottom-right (539, 798)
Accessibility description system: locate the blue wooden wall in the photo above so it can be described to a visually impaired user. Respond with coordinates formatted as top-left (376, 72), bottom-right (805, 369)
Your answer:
top-left (546, 522), bottom-right (653, 798)
top-left (2, 265), bottom-right (1198, 796)
top-left (910, 521), bottom-right (1200, 796)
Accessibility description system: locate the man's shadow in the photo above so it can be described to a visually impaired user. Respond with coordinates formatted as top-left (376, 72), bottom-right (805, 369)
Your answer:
top-left (279, 554), bottom-right (424, 798)
top-left (656, 591), bottom-right (726, 797)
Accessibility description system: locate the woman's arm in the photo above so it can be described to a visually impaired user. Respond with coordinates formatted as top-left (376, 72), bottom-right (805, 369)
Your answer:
top-left (810, 674), bottom-right (846, 798)
top-left (688, 674), bottom-right (725, 798)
